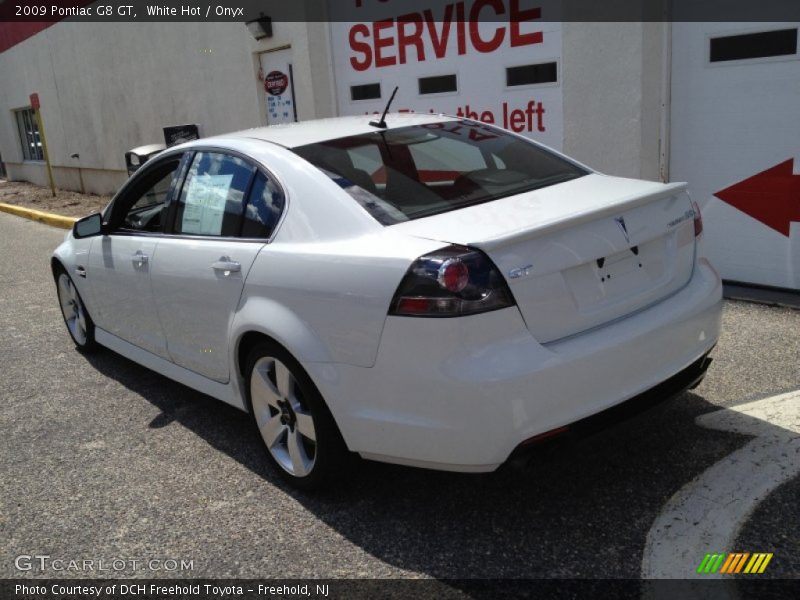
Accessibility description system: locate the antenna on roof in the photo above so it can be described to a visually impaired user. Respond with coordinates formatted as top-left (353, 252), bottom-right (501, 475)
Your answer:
top-left (369, 86), bottom-right (399, 129)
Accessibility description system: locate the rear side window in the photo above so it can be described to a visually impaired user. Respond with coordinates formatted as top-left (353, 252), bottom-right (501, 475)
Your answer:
top-left (174, 152), bottom-right (254, 236)
top-left (292, 121), bottom-right (587, 224)
top-left (242, 172), bottom-right (285, 238)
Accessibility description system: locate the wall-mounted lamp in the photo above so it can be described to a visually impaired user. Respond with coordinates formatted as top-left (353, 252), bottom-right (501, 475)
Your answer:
top-left (246, 15), bottom-right (272, 40)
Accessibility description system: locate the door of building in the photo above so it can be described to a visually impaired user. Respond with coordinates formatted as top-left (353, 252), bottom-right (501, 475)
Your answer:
top-left (259, 48), bottom-right (298, 125)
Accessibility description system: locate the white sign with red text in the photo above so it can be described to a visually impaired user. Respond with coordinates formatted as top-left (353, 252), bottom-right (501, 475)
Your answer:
top-left (329, 0), bottom-right (563, 149)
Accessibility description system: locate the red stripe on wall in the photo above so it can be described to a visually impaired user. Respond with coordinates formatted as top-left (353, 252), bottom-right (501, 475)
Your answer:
top-left (0, 23), bottom-right (58, 53)
top-left (0, 2), bottom-right (96, 53)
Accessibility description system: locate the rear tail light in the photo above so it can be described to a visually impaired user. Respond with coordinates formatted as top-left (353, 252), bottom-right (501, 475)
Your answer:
top-left (390, 245), bottom-right (516, 317)
top-left (692, 201), bottom-right (703, 236)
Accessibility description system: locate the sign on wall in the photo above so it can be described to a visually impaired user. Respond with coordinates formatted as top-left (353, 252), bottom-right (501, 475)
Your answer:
top-left (259, 48), bottom-right (297, 125)
top-left (329, 0), bottom-right (563, 150)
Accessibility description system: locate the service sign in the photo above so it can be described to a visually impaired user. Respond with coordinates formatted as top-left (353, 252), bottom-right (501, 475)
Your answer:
top-left (330, 0), bottom-right (563, 149)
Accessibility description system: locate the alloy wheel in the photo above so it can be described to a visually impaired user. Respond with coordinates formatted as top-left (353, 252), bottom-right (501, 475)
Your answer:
top-left (251, 356), bottom-right (317, 477)
top-left (57, 273), bottom-right (88, 346)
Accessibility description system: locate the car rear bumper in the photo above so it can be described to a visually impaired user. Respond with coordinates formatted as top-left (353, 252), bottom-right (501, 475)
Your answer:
top-left (308, 258), bottom-right (723, 472)
top-left (504, 350), bottom-right (713, 468)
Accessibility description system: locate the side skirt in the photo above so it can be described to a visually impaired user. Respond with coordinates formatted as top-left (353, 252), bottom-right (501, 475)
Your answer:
top-left (95, 328), bottom-right (246, 411)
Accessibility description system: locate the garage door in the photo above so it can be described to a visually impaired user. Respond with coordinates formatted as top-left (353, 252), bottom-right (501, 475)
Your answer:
top-left (670, 22), bottom-right (800, 290)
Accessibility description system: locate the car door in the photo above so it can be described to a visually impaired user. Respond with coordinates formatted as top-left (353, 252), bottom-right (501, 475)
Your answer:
top-left (150, 150), bottom-right (285, 383)
top-left (87, 155), bottom-right (185, 358)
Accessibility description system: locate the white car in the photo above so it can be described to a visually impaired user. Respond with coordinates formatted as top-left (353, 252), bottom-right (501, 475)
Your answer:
top-left (53, 113), bottom-right (722, 489)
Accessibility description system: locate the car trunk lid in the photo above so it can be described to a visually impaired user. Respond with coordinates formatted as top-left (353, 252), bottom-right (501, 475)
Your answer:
top-left (391, 174), bottom-right (697, 343)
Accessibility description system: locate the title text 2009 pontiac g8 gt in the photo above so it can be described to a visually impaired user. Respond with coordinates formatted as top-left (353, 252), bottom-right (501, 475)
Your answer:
top-left (53, 114), bottom-right (722, 489)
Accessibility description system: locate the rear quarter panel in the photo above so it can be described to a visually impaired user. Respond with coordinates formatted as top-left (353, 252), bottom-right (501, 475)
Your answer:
top-left (235, 231), bottom-right (445, 368)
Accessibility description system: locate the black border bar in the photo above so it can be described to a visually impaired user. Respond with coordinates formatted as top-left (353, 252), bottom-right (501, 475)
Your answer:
top-left (1, 0), bottom-right (800, 23)
top-left (3, 579), bottom-right (800, 600)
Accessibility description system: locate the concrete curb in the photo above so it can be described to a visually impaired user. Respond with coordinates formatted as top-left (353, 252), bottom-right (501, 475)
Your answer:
top-left (0, 202), bottom-right (77, 229)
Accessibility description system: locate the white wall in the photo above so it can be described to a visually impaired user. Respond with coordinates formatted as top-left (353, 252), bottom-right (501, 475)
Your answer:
top-left (561, 22), bottom-right (665, 180)
top-left (0, 18), bottom-right (336, 194)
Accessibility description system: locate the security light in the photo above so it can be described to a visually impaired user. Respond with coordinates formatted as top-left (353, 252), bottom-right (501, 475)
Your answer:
top-left (246, 15), bottom-right (272, 40)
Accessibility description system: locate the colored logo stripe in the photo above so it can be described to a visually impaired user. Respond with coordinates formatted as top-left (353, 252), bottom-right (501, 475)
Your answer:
top-left (744, 553), bottom-right (773, 574)
top-left (697, 553), bottom-right (725, 573)
top-left (698, 553), bottom-right (773, 574)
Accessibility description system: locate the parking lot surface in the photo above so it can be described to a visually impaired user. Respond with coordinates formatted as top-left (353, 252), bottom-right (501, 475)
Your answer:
top-left (1, 211), bottom-right (798, 580)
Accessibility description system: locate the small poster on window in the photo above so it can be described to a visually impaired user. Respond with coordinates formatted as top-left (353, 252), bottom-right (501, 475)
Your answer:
top-left (181, 173), bottom-right (232, 235)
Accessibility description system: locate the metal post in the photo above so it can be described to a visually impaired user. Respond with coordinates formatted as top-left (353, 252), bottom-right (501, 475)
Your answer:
top-left (33, 107), bottom-right (56, 197)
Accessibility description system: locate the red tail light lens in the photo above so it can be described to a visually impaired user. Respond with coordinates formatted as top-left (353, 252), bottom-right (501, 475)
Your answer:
top-left (390, 245), bottom-right (516, 317)
top-left (692, 201), bottom-right (703, 236)
top-left (438, 258), bottom-right (470, 292)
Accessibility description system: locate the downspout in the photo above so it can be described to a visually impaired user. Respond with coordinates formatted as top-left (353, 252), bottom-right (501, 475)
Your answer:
top-left (659, 20), bottom-right (672, 183)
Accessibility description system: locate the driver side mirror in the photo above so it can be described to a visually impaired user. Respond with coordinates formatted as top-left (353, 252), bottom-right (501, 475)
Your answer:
top-left (73, 213), bottom-right (105, 239)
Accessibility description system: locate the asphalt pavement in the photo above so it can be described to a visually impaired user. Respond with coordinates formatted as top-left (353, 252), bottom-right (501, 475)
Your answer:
top-left (1, 211), bottom-right (798, 581)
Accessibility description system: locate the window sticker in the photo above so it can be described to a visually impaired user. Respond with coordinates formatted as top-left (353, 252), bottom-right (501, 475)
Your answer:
top-left (181, 173), bottom-right (233, 235)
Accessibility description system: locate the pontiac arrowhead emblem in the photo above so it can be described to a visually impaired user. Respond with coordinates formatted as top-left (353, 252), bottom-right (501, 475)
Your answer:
top-left (615, 216), bottom-right (630, 244)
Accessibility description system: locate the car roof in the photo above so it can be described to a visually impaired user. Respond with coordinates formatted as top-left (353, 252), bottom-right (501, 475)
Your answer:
top-left (212, 113), bottom-right (461, 149)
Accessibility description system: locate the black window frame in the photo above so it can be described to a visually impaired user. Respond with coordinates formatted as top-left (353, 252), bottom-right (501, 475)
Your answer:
top-left (418, 74), bottom-right (458, 95)
top-left (350, 82), bottom-right (382, 101)
top-left (709, 28), bottom-right (798, 63)
top-left (14, 107), bottom-right (44, 161)
top-left (506, 61), bottom-right (559, 87)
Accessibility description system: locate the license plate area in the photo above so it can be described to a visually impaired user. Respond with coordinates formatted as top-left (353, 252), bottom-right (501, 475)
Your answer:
top-left (562, 237), bottom-right (672, 313)
top-left (598, 248), bottom-right (644, 283)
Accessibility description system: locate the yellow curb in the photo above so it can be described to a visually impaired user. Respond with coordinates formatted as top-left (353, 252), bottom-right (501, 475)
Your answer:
top-left (0, 202), bottom-right (77, 229)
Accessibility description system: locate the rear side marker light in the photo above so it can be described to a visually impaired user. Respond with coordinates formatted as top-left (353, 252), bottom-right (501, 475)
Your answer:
top-left (390, 245), bottom-right (516, 317)
top-left (521, 426), bottom-right (570, 446)
top-left (692, 201), bottom-right (703, 236)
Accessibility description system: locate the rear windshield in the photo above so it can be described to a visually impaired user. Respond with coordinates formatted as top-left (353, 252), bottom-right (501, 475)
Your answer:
top-left (292, 120), bottom-right (588, 225)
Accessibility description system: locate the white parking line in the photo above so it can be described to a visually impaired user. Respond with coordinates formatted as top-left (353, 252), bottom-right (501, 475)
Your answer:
top-left (641, 389), bottom-right (800, 579)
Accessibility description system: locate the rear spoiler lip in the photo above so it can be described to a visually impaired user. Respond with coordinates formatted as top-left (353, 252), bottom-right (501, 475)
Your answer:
top-left (460, 180), bottom-right (689, 251)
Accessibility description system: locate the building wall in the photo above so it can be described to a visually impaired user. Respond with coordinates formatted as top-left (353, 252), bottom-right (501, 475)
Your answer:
top-left (0, 19), bottom-right (335, 194)
top-left (561, 22), bottom-right (666, 180)
top-left (0, 18), bottom-right (666, 195)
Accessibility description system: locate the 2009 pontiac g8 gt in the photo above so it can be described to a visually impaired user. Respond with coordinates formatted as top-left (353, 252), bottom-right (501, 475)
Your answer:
top-left (53, 114), bottom-right (722, 489)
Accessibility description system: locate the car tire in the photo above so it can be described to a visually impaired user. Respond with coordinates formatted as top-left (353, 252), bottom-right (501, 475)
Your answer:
top-left (55, 266), bottom-right (99, 353)
top-left (245, 341), bottom-right (350, 490)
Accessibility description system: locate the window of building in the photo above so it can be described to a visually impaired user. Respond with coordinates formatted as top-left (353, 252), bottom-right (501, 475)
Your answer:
top-left (710, 28), bottom-right (798, 63)
top-left (14, 108), bottom-right (43, 161)
top-left (350, 83), bottom-right (381, 101)
top-left (418, 74), bottom-right (457, 95)
top-left (506, 62), bottom-right (558, 86)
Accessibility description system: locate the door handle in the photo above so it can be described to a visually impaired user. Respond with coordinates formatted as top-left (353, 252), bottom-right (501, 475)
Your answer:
top-left (132, 251), bottom-right (149, 267)
top-left (211, 257), bottom-right (241, 274)
top-left (75, 265), bottom-right (87, 278)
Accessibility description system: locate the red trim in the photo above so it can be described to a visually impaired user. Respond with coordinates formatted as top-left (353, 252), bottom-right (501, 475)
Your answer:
top-left (0, 23), bottom-right (57, 53)
top-left (0, 2), bottom-right (95, 53)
